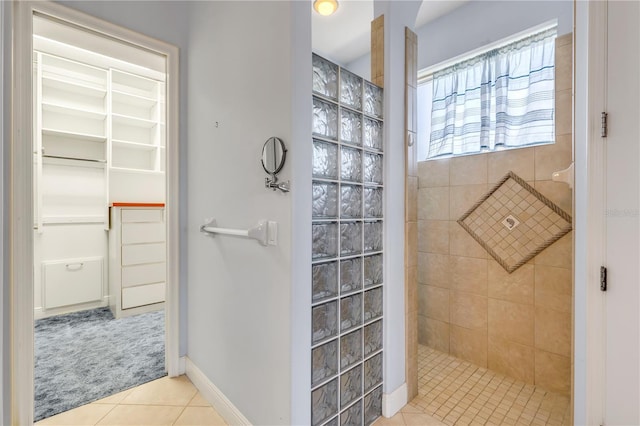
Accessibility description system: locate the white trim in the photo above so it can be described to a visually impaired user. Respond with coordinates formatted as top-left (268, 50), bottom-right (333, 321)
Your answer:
top-left (382, 382), bottom-right (407, 418)
top-left (11, 2), bottom-right (181, 424)
top-left (185, 357), bottom-right (252, 426)
top-left (178, 356), bottom-right (186, 375)
top-left (417, 19), bottom-right (558, 84)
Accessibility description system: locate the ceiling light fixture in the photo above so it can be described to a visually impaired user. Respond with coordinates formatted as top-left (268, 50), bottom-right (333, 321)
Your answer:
top-left (313, 0), bottom-right (339, 16)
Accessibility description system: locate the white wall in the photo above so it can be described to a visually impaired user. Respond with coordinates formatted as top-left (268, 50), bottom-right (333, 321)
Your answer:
top-left (186, 2), bottom-right (308, 423)
top-left (56, 0), bottom-right (190, 354)
top-left (346, 0), bottom-right (573, 77)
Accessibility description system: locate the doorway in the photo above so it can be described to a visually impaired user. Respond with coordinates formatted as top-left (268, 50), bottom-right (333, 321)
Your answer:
top-left (10, 2), bottom-right (180, 424)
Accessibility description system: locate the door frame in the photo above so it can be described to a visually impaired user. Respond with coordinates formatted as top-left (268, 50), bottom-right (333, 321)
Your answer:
top-left (10, 1), bottom-right (181, 424)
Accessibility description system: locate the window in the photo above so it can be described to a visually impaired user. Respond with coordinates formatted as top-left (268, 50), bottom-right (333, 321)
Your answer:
top-left (418, 27), bottom-right (557, 160)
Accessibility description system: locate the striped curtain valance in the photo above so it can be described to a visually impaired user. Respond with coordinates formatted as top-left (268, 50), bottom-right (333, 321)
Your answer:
top-left (427, 28), bottom-right (556, 159)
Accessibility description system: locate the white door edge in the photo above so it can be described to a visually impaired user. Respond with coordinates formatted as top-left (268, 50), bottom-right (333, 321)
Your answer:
top-left (10, 2), bottom-right (181, 424)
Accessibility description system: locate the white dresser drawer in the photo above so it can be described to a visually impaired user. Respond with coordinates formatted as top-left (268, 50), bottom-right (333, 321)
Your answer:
top-left (121, 208), bottom-right (164, 223)
top-left (122, 282), bottom-right (165, 309)
top-left (121, 222), bottom-right (165, 244)
top-left (122, 243), bottom-right (166, 266)
top-left (44, 257), bottom-right (103, 309)
top-left (122, 262), bottom-right (165, 288)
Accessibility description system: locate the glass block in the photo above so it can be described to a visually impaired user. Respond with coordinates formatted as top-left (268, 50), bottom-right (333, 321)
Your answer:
top-left (340, 329), bottom-right (362, 370)
top-left (363, 255), bottom-right (383, 287)
top-left (340, 222), bottom-right (362, 256)
top-left (364, 118), bottom-right (383, 151)
top-left (364, 353), bottom-right (383, 392)
top-left (314, 97), bottom-right (339, 140)
top-left (313, 301), bottom-right (338, 344)
top-left (363, 386), bottom-right (382, 426)
top-left (363, 221), bottom-right (383, 253)
top-left (340, 293), bottom-right (362, 332)
top-left (312, 378), bottom-right (338, 426)
top-left (340, 365), bottom-right (362, 409)
top-left (341, 147), bottom-right (362, 183)
top-left (312, 339), bottom-right (338, 387)
top-left (364, 320), bottom-right (383, 357)
top-left (340, 69), bottom-right (363, 110)
top-left (313, 261), bottom-right (338, 303)
top-left (313, 140), bottom-right (339, 179)
top-left (313, 222), bottom-right (338, 260)
top-left (341, 400), bottom-right (362, 426)
top-left (364, 82), bottom-right (383, 118)
top-left (340, 108), bottom-right (362, 146)
top-left (363, 187), bottom-right (382, 218)
top-left (313, 182), bottom-right (339, 219)
top-left (341, 185), bottom-right (362, 219)
top-left (364, 288), bottom-right (383, 322)
top-left (340, 258), bottom-right (362, 294)
top-left (325, 417), bottom-right (339, 426)
top-left (313, 54), bottom-right (338, 100)
top-left (363, 153), bottom-right (383, 184)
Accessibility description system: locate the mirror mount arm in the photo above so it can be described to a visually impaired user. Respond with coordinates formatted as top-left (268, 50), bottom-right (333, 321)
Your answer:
top-left (265, 175), bottom-right (290, 193)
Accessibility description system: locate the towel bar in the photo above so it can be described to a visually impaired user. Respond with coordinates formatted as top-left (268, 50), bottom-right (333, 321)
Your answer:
top-left (200, 218), bottom-right (276, 246)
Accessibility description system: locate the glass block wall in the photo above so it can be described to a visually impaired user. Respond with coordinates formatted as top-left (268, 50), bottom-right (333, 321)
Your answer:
top-left (311, 54), bottom-right (384, 426)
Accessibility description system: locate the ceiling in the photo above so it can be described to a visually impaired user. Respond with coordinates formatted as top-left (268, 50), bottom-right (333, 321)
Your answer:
top-left (312, 0), bottom-right (471, 65)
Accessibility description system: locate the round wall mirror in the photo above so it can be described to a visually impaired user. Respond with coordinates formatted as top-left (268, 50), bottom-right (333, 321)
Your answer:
top-left (261, 137), bottom-right (287, 176)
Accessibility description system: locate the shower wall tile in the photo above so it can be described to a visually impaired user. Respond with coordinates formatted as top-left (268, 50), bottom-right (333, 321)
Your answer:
top-left (488, 335), bottom-right (534, 384)
top-left (450, 256), bottom-right (487, 296)
top-left (418, 284), bottom-right (449, 323)
top-left (313, 140), bottom-right (339, 180)
top-left (418, 159), bottom-right (449, 188)
top-left (555, 89), bottom-right (572, 136)
top-left (534, 265), bottom-right (572, 313)
top-left (312, 261), bottom-right (339, 303)
top-left (534, 349), bottom-right (571, 395)
top-left (312, 378), bottom-right (338, 426)
top-left (419, 316), bottom-right (449, 352)
top-left (487, 261), bottom-right (534, 306)
top-left (487, 147), bottom-right (535, 184)
top-left (418, 220), bottom-right (449, 254)
top-left (535, 180), bottom-right (573, 215)
top-left (534, 306), bottom-right (571, 357)
top-left (450, 325), bottom-right (488, 368)
top-left (418, 187), bottom-right (449, 220)
top-left (555, 42), bottom-right (573, 92)
top-left (534, 232), bottom-right (572, 268)
top-left (488, 299), bottom-right (534, 346)
top-left (534, 134), bottom-right (572, 182)
top-left (449, 222), bottom-right (487, 259)
top-left (312, 339), bottom-right (338, 387)
top-left (418, 252), bottom-right (450, 288)
top-left (449, 153), bottom-right (488, 186)
top-left (450, 291), bottom-right (487, 330)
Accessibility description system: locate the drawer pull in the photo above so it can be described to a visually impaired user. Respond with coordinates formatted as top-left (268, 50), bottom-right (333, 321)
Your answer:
top-left (65, 263), bottom-right (84, 271)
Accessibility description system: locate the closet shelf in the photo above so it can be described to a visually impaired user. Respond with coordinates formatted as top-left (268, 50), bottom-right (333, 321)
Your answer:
top-left (112, 139), bottom-right (158, 151)
top-left (42, 102), bottom-right (107, 120)
top-left (42, 75), bottom-right (107, 97)
top-left (112, 90), bottom-right (158, 107)
top-left (42, 128), bottom-right (107, 143)
top-left (42, 215), bottom-right (106, 225)
top-left (112, 113), bottom-right (159, 129)
top-left (110, 166), bottom-right (164, 175)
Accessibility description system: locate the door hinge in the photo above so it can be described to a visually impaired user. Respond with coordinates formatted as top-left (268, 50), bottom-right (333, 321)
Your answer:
top-left (601, 112), bottom-right (608, 137)
top-left (600, 266), bottom-right (607, 291)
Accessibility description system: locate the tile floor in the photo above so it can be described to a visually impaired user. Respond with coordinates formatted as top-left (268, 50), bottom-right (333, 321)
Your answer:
top-left (35, 375), bottom-right (228, 426)
top-left (376, 345), bottom-right (571, 426)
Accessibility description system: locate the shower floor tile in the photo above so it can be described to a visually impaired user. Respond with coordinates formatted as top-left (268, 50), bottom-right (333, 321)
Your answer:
top-left (376, 345), bottom-right (571, 426)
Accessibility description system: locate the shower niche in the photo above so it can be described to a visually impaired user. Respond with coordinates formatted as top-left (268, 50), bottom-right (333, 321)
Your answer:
top-left (311, 54), bottom-right (384, 426)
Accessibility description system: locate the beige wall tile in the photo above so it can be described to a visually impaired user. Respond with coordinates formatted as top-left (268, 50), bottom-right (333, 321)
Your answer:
top-left (418, 252), bottom-right (450, 288)
top-left (407, 176), bottom-right (418, 222)
top-left (535, 180), bottom-right (573, 215)
top-left (450, 222), bottom-right (487, 259)
top-left (450, 291), bottom-right (488, 330)
top-left (408, 266), bottom-right (418, 314)
top-left (555, 89), bottom-right (572, 136)
top-left (407, 135), bottom-right (418, 177)
top-left (420, 316), bottom-right (450, 353)
top-left (450, 184), bottom-right (488, 220)
top-left (450, 154), bottom-right (488, 186)
top-left (488, 261), bottom-right (534, 305)
top-left (451, 256), bottom-right (488, 296)
top-left (487, 147), bottom-right (535, 184)
top-left (535, 232), bottom-right (572, 268)
top-left (535, 306), bottom-right (571, 357)
top-left (535, 265), bottom-right (572, 313)
top-left (407, 221), bottom-right (418, 268)
top-left (534, 134), bottom-right (572, 182)
top-left (420, 285), bottom-right (450, 322)
top-left (419, 220), bottom-right (450, 254)
top-left (418, 159), bottom-right (450, 188)
top-left (535, 350), bottom-right (571, 395)
top-left (556, 33), bottom-right (572, 47)
top-left (450, 325), bottom-right (488, 367)
top-left (555, 42), bottom-right (572, 92)
top-left (419, 187), bottom-right (450, 220)
top-left (488, 299), bottom-right (534, 346)
top-left (488, 335), bottom-right (535, 384)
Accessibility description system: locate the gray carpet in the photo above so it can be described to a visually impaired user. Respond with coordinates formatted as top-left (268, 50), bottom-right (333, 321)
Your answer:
top-left (34, 307), bottom-right (166, 421)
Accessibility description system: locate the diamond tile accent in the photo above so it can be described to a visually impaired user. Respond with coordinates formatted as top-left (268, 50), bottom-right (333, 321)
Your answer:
top-left (458, 171), bottom-right (572, 273)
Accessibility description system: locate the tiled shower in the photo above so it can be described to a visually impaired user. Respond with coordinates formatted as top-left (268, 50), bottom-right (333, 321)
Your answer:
top-left (311, 54), bottom-right (385, 426)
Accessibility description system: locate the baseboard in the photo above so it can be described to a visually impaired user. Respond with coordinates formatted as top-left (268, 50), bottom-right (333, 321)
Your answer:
top-left (185, 357), bottom-right (251, 426)
top-left (382, 383), bottom-right (407, 418)
top-left (178, 356), bottom-right (186, 375)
